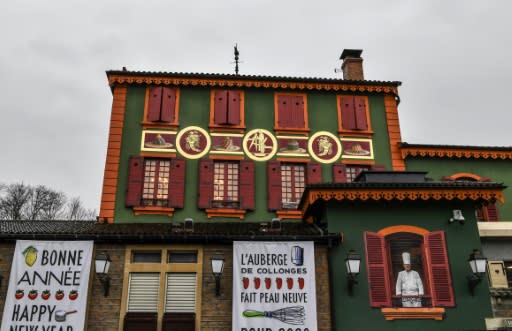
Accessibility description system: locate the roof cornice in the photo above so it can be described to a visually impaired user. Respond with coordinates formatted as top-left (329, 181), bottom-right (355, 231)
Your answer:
top-left (301, 186), bottom-right (505, 213)
top-left (400, 143), bottom-right (512, 160)
top-left (106, 71), bottom-right (400, 94)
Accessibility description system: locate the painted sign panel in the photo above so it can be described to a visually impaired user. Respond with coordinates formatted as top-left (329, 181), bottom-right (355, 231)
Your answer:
top-left (233, 241), bottom-right (317, 331)
top-left (276, 136), bottom-right (309, 158)
top-left (243, 129), bottom-right (278, 161)
top-left (176, 126), bottom-right (211, 159)
top-left (141, 130), bottom-right (177, 152)
top-left (210, 133), bottom-right (244, 155)
top-left (340, 137), bottom-right (374, 160)
top-left (1, 240), bottom-right (93, 331)
top-left (308, 131), bottom-right (342, 164)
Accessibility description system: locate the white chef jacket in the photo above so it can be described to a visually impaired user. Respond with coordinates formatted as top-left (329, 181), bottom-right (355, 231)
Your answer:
top-left (396, 270), bottom-right (424, 307)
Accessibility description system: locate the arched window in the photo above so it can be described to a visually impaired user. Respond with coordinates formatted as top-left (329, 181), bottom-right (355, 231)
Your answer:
top-left (364, 225), bottom-right (455, 308)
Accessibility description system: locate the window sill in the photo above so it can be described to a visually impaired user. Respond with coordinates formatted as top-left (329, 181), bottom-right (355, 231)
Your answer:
top-left (338, 129), bottom-right (374, 137)
top-left (273, 127), bottom-right (310, 135)
top-left (133, 206), bottom-right (175, 217)
top-left (205, 208), bottom-right (246, 219)
top-left (380, 307), bottom-right (445, 321)
top-left (208, 124), bottom-right (246, 133)
top-left (276, 210), bottom-right (303, 219)
top-left (141, 121), bottom-right (180, 130)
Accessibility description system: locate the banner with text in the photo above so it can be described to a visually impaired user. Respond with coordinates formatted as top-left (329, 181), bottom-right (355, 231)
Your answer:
top-left (233, 241), bottom-right (317, 331)
top-left (1, 240), bottom-right (93, 331)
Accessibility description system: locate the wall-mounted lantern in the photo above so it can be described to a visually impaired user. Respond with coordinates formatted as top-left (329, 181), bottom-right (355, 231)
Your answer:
top-left (95, 252), bottom-right (112, 297)
top-left (345, 250), bottom-right (361, 295)
top-left (467, 249), bottom-right (487, 295)
top-left (211, 254), bottom-right (225, 297)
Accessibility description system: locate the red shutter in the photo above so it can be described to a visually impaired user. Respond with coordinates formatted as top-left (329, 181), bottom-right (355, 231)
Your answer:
top-left (227, 91), bottom-right (241, 125)
top-left (425, 231), bottom-right (455, 307)
top-left (239, 160), bottom-right (255, 210)
top-left (148, 87), bottom-right (163, 122)
top-left (160, 87), bottom-right (176, 123)
top-left (168, 158), bottom-right (185, 208)
top-left (307, 162), bottom-right (322, 185)
top-left (364, 231), bottom-right (391, 307)
top-left (214, 90), bottom-right (228, 124)
top-left (126, 156), bottom-right (144, 207)
top-left (486, 203), bottom-right (499, 221)
top-left (289, 95), bottom-right (305, 128)
top-left (340, 96), bottom-right (357, 130)
top-left (267, 161), bottom-right (282, 211)
top-left (332, 164), bottom-right (347, 183)
top-left (277, 95), bottom-right (291, 127)
top-left (197, 159), bottom-right (214, 209)
top-left (354, 96), bottom-right (368, 130)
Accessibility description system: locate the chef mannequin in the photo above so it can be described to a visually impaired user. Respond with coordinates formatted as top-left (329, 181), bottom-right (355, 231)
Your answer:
top-left (395, 252), bottom-right (424, 307)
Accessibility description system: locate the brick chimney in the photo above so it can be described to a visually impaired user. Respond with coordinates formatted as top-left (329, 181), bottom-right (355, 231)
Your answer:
top-left (340, 49), bottom-right (364, 80)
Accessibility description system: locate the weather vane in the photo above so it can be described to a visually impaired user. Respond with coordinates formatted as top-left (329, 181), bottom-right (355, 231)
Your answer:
top-left (234, 43), bottom-right (240, 75)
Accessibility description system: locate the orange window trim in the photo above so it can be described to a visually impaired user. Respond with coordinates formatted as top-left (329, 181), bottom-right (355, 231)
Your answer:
top-left (209, 90), bottom-right (246, 130)
top-left (336, 95), bottom-right (373, 135)
top-left (274, 92), bottom-right (309, 133)
top-left (377, 225), bottom-right (430, 237)
top-left (380, 307), bottom-right (445, 321)
top-left (341, 159), bottom-right (375, 166)
top-left (446, 172), bottom-right (482, 181)
top-left (276, 210), bottom-right (302, 220)
top-left (142, 86), bottom-right (180, 128)
top-left (208, 155), bottom-right (245, 161)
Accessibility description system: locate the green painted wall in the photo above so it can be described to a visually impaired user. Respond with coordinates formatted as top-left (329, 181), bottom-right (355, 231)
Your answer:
top-left (113, 86), bottom-right (394, 223)
top-left (406, 157), bottom-right (512, 220)
top-left (326, 199), bottom-right (491, 331)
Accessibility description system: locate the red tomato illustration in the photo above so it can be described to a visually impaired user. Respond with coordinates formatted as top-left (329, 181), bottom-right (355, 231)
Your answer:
top-left (254, 277), bottom-right (261, 289)
top-left (265, 278), bottom-right (272, 289)
top-left (276, 278), bottom-right (283, 289)
top-left (55, 290), bottom-right (65, 300)
top-left (242, 277), bottom-right (249, 289)
top-left (298, 277), bottom-right (305, 289)
top-left (28, 290), bottom-right (38, 300)
top-left (69, 290), bottom-right (78, 300)
top-left (41, 290), bottom-right (51, 300)
top-left (15, 290), bottom-right (24, 300)
top-left (287, 277), bottom-right (294, 289)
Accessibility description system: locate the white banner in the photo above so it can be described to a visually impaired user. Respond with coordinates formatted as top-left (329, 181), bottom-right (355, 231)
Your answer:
top-left (1, 240), bottom-right (94, 331)
top-left (233, 241), bottom-right (317, 331)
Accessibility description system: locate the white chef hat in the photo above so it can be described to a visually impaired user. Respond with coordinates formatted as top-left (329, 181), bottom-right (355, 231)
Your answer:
top-left (402, 252), bottom-right (411, 264)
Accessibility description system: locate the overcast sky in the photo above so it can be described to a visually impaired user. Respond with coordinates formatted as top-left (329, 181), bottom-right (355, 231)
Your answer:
top-left (1, 0), bottom-right (511, 211)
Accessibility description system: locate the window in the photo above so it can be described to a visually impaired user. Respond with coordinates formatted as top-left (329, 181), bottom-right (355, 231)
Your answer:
top-left (274, 93), bottom-right (309, 132)
top-left (346, 165), bottom-right (370, 182)
top-left (198, 159), bottom-right (254, 218)
top-left (121, 246), bottom-right (202, 331)
top-left (209, 90), bottom-right (244, 130)
top-left (213, 162), bottom-right (240, 208)
top-left (280, 164), bottom-right (305, 209)
top-left (267, 161), bottom-right (322, 216)
top-left (332, 164), bottom-right (379, 183)
top-left (364, 226), bottom-right (455, 310)
top-left (126, 156), bottom-right (185, 216)
top-left (443, 173), bottom-right (500, 222)
top-left (146, 86), bottom-right (179, 126)
top-left (337, 95), bottom-right (371, 134)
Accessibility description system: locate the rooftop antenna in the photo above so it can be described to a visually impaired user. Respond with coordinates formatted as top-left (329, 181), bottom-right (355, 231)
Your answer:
top-left (233, 43), bottom-right (240, 75)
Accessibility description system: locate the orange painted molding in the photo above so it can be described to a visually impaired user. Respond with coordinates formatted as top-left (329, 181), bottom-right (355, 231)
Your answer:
top-left (99, 86), bottom-right (127, 223)
top-left (108, 74), bottom-right (400, 94)
top-left (380, 307), bottom-right (445, 321)
top-left (276, 210), bottom-right (303, 219)
top-left (341, 159), bottom-right (375, 166)
top-left (205, 208), bottom-right (246, 219)
top-left (445, 172), bottom-right (482, 181)
top-left (208, 154), bottom-right (245, 161)
top-left (384, 96), bottom-right (406, 171)
top-left (378, 225), bottom-right (430, 237)
top-left (301, 187), bottom-right (505, 213)
top-left (133, 206), bottom-right (175, 217)
top-left (401, 146), bottom-right (512, 160)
